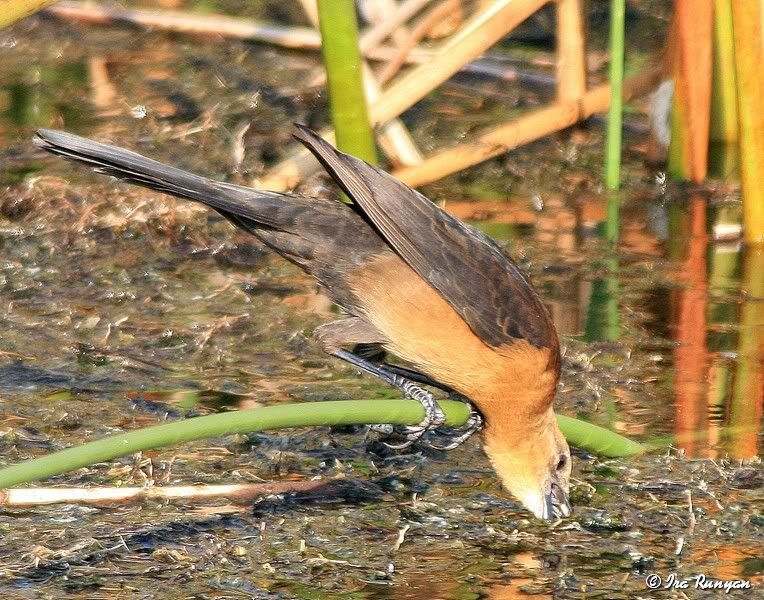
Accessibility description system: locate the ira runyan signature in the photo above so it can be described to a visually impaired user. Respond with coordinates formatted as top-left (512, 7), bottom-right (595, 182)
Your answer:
top-left (645, 573), bottom-right (753, 593)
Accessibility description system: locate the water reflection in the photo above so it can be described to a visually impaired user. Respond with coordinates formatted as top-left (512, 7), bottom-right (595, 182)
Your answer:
top-left (706, 220), bottom-right (741, 455)
top-left (0, 25), bottom-right (760, 462)
top-left (368, 550), bottom-right (552, 599)
top-left (1, 64), bottom-right (88, 130)
top-left (487, 552), bottom-right (551, 600)
top-left (584, 196), bottom-right (620, 343)
top-left (730, 245), bottom-right (764, 458)
top-left (473, 190), bottom-right (762, 459)
top-left (671, 194), bottom-right (709, 457)
top-left (666, 196), bottom-right (763, 458)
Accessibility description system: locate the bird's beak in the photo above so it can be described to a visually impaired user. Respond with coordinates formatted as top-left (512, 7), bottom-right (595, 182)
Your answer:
top-left (541, 482), bottom-right (572, 520)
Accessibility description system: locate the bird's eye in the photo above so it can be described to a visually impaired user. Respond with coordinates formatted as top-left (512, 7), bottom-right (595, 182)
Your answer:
top-left (556, 455), bottom-right (567, 471)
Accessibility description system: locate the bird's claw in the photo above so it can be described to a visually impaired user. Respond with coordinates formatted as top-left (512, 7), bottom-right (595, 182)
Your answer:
top-left (421, 407), bottom-right (484, 451)
top-left (369, 423), bottom-right (394, 436)
top-left (369, 382), bottom-right (446, 449)
top-left (371, 384), bottom-right (484, 451)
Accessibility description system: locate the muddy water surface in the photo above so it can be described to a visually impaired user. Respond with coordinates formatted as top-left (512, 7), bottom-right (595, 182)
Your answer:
top-left (0, 3), bottom-right (761, 598)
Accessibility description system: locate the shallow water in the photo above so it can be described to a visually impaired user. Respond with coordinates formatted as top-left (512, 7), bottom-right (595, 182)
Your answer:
top-left (0, 3), bottom-right (761, 598)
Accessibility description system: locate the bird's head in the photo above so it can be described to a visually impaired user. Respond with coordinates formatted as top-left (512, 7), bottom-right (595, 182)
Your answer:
top-left (482, 406), bottom-right (572, 520)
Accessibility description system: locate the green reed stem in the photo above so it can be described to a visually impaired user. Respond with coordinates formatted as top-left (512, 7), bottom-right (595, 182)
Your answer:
top-left (317, 0), bottom-right (378, 165)
top-left (604, 0), bottom-right (626, 190)
top-left (557, 415), bottom-right (643, 456)
top-left (0, 400), bottom-right (646, 488)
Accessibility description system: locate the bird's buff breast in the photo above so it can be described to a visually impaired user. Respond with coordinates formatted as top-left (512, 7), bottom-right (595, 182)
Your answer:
top-left (347, 254), bottom-right (556, 407)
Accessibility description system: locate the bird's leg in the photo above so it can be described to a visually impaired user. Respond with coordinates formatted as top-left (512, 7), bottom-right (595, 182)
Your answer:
top-left (315, 320), bottom-right (478, 449)
top-left (330, 349), bottom-right (445, 448)
top-left (381, 365), bottom-right (484, 450)
top-left (420, 393), bottom-right (484, 451)
top-left (379, 362), bottom-right (453, 391)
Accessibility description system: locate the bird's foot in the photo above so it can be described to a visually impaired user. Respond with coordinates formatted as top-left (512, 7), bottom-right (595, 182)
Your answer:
top-left (421, 402), bottom-right (484, 451)
top-left (369, 381), bottom-right (446, 450)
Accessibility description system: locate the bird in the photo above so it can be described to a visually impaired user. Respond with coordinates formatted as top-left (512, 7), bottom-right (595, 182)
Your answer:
top-left (34, 125), bottom-right (572, 520)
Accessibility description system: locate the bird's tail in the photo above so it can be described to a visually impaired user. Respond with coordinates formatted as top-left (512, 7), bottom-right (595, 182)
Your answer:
top-left (33, 129), bottom-right (287, 228)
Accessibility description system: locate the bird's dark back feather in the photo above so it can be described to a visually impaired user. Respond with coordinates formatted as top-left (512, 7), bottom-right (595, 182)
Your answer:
top-left (293, 125), bottom-right (557, 351)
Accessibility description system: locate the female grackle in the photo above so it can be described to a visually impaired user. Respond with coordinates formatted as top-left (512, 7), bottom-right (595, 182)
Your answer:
top-left (34, 126), bottom-right (572, 520)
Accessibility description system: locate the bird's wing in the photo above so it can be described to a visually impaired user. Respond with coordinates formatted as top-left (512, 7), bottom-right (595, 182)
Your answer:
top-left (294, 125), bottom-right (557, 350)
